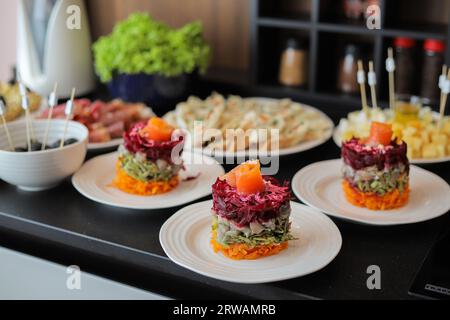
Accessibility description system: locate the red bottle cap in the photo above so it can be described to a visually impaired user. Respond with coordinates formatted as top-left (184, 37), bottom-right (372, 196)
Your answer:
top-left (394, 37), bottom-right (416, 49)
top-left (424, 39), bottom-right (445, 53)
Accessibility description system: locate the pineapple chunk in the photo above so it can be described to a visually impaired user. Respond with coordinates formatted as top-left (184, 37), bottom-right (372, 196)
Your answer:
top-left (402, 126), bottom-right (417, 138)
top-left (431, 134), bottom-right (448, 145)
top-left (407, 147), bottom-right (414, 160)
top-left (411, 137), bottom-right (423, 153)
top-left (434, 144), bottom-right (446, 158)
top-left (443, 121), bottom-right (450, 135)
top-left (422, 145), bottom-right (438, 159)
top-left (420, 131), bottom-right (431, 144)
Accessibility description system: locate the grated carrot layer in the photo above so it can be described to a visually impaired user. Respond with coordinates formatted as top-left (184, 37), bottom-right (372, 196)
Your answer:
top-left (112, 161), bottom-right (179, 196)
top-left (342, 179), bottom-right (409, 210)
top-left (211, 230), bottom-right (288, 260)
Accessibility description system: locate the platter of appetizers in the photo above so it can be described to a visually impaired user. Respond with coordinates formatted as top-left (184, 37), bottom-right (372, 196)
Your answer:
top-left (159, 161), bottom-right (342, 284)
top-left (38, 99), bottom-right (154, 151)
top-left (333, 107), bottom-right (450, 164)
top-left (294, 123), bottom-right (450, 226)
top-left (163, 93), bottom-right (334, 157)
top-left (334, 52), bottom-right (450, 164)
top-left (72, 118), bottom-right (224, 209)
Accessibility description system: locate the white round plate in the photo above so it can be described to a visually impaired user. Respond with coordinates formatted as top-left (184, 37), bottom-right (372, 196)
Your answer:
top-left (160, 201), bottom-right (342, 284)
top-left (333, 122), bottom-right (450, 165)
top-left (187, 98), bottom-right (334, 158)
top-left (72, 152), bottom-right (225, 210)
top-left (88, 138), bottom-right (123, 151)
top-left (292, 159), bottom-right (450, 226)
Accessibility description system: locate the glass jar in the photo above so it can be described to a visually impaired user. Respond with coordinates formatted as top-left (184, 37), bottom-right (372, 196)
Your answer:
top-left (337, 44), bottom-right (361, 94)
top-left (420, 39), bottom-right (445, 105)
top-left (394, 95), bottom-right (422, 125)
top-left (394, 37), bottom-right (417, 96)
top-left (279, 39), bottom-right (308, 87)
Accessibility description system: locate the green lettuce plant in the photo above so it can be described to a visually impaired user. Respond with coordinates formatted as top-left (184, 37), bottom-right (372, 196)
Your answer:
top-left (93, 13), bottom-right (211, 83)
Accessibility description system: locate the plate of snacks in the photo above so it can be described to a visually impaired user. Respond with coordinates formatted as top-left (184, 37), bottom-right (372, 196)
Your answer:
top-left (72, 117), bottom-right (224, 209)
top-left (295, 123), bottom-right (450, 226)
top-left (0, 82), bottom-right (42, 123)
top-left (159, 161), bottom-right (342, 284)
top-left (38, 99), bottom-right (154, 151)
top-left (333, 106), bottom-right (450, 164)
top-left (164, 93), bottom-right (334, 157)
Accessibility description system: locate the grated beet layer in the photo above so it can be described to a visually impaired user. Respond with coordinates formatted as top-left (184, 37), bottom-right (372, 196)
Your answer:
top-left (123, 122), bottom-right (184, 163)
top-left (342, 138), bottom-right (409, 170)
top-left (212, 177), bottom-right (291, 228)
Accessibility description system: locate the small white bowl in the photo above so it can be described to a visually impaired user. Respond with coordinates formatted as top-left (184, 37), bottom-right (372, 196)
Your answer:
top-left (0, 120), bottom-right (88, 191)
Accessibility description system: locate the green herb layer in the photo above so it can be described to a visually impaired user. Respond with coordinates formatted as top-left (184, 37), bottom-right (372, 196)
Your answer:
top-left (119, 153), bottom-right (178, 182)
top-left (212, 214), bottom-right (296, 248)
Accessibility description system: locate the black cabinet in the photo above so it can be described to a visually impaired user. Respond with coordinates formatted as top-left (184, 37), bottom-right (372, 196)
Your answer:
top-left (248, 0), bottom-right (450, 110)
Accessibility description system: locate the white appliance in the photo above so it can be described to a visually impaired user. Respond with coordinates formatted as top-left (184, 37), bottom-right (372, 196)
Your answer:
top-left (17, 0), bottom-right (96, 98)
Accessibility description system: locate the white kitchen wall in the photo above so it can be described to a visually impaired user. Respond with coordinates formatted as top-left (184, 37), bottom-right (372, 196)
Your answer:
top-left (0, 0), bottom-right (18, 82)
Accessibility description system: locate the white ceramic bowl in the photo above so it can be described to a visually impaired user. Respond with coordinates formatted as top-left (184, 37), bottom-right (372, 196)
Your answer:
top-left (0, 120), bottom-right (88, 191)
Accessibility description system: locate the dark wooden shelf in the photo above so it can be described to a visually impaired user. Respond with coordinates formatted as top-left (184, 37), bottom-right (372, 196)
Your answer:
top-left (258, 21), bottom-right (448, 40)
top-left (382, 28), bottom-right (447, 41)
top-left (386, 21), bottom-right (448, 36)
top-left (317, 22), bottom-right (377, 35)
top-left (258, 17), bottom-right (312, 30)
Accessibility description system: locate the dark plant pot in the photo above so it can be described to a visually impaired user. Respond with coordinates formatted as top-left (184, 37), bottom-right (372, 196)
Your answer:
top-left (107, 73), bottom-right (195, 113)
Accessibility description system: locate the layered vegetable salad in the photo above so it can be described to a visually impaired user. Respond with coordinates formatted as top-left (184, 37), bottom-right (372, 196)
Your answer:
top-left (211, 161), bottom-right (295, 260)
top-left (113, 117), bottom-right (184, 195)
top-left (341, 122), bottom-right (410, 210)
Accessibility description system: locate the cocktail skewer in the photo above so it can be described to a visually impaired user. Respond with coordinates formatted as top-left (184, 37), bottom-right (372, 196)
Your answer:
top-left (439, 69), bottom-right (450, 129)
top-left (60, 88), bottom-right (76, 149)
top-left (0, 96), bottom-right (15, 151)
top-left (357, 60), bottom-right (369, 117)
top-left (439, 65), bottom-right (447, 116)
top-left (386, 48), bottom-right (396, 110)
top-left (368, 61), bottom-right (378, 110)
top-left (18, 77), bottom-right (36, 143)
top-left (18, 86), bottom-right (32, 152)
top-left (42, 83), bottom-right (58, 151)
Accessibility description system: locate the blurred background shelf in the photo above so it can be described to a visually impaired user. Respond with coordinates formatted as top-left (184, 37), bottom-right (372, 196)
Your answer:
top-left (82, 0), bottom-right (450, 111)
top-left (249, 0), bottom-right (450, 110)
top-left (2, 0), bottom-right (449, 112)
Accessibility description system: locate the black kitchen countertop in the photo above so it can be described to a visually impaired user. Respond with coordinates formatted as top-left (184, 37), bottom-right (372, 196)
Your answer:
top-left (1, 134), bottom-right (449, 300)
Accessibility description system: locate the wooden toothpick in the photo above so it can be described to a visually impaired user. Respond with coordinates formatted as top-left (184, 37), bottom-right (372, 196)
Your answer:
top-left (439, 69), bottom-right (450, 129)
top-left (17, 73), bottom-right (33, 151)
top-left (60, 88), bottom-right (76, 149)
top-left (439, 65), bottom-right (447, 120)
top-left (386, 48), bottom-right (396, 110)
top-left (0, 96), bottom-right (15, 151)
top-left (368, 61), bottom-right (378, 110)
top-left (357, 60), bottom-right (369, 117)
top-left (42, 83), bottom-right (58, 151)
top-left (17, 77), bottom-right (35, 143)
